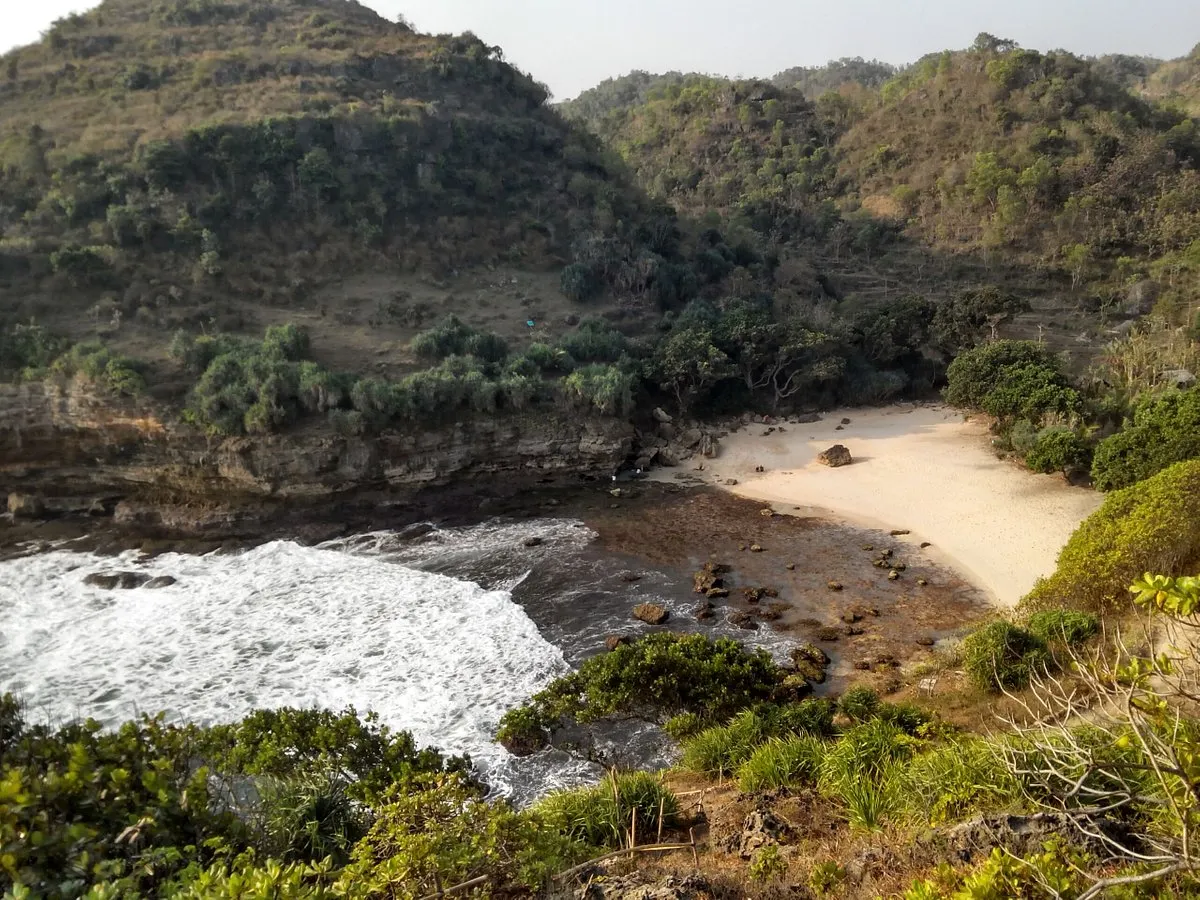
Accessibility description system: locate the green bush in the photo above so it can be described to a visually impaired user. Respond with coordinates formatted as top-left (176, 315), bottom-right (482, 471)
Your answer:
top-left (1025, 609), bottom-right (1099, 646)
top-left (522, 342), bottom-right (575, 373)
top-left (977, 363), bottom-right (1080, 424)
top-left (0, 322), bottom-right (68, 377)
top-left (820, 719), bottom-right (918, 789)
top-left (563, 363), bottom-right (637, 415)
top-left (961, 620), bottom-right (1050, 691)
top-left (1024, 427), bottom-right (1092, 475)
top-left (662, 712), bottom-right (704, 740)
top-left (496, 634), bottom-right (784, 754)
top-left (560, 262), bottom-right (601, 301)
top-left (837, 686), bottom-right (881, 723)
top-left (891, 738), bottom-right (1018, 825)
top-left (558, 318), bottom-right (629, 363)
top-left (411, 315), bottom-right (508, 363)
top-left (749, 844), bottom-right (788, 882)
top-left (1091, 389), bottom-right (1200, 490)
top-left (341, 774), bottom-right (586, 898)
top-left (944, 340), bottom-right (1064, 410)
top-left (875, 702), bottom-right (932, 735)
top-left (736, 735), bottom-right (824, 793)
top-left (1023, 459), bottom-right (1200, 613)
top-left (533, 771), bottom-right (678, 850)
top-left (257, 769), bottom-right (366, 865)
top-left (51, 342), bottom-right (146, 394)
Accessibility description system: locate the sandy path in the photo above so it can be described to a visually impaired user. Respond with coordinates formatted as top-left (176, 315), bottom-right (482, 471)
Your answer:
top-left (652, 404), bottom-right (1102, 607)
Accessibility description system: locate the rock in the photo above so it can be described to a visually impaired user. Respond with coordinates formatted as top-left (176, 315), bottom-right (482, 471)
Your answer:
top-left (760, 507), bottom-right (774, 517)
top-left (761, 602), bottom-right (790, 621)
top-left (920, 541), bottom-right (932, 549)
top-left (835, 425), bottom-right (844, 431)
top-left (692, 562), bottom-right (729, 594)
top-left (700, 434), bottom-right (719, 459)
top-left (888, 570), bottom-right (901, 581)
top-left (786, 563), bottom-right (796, 571)
top-left (893, 562), bottom-right (907, 572)
top-left (397, 522), bottom-right (436, 541)
top-left (841, 417), bottom-right (852, 425)
top-left (84, 571), bottom-right (150, 590)
top-left (854, 659), bottom-right (872, 670)
top-left (1123, 279), bottom-right (1160, 316)
top-left (815, 626), bottom-right (841, 642)
top-left (652, 407), bottom-right (674, 424)
top-left (841, 609), bottom-right (860, 623)
top-left (881, 549), bottom-right (894, 558)
top-left (633, 603), bottom-right (669, 625)
top-left (619, 571), bottom-right (642, 582)
top-left (933, 812), bottom-right (1132, 866)
top-left (7, 493), bottom-right (45, 519)
top-left (844, 624), bottom-right (865, 636)
top-left (87, 499), bottom-right (109, 517)
top-left (749, 543), bottom-right (764, 553)
top-left (523, 536), bottom-right (544, 547)
top-left (728, 610), bottom-right (758, 630)
top-left (1163, 368), bottom-right (1197, 390)
top-left (917, 578), bottom-right (929, 587)
top-left (144, 576), bottom-right (177, 589)
top-left (681, 427), bottom-right (703, 448)
top-left (579, 873), bottom-right (713, 900)
top-left (916, 636), bottom-right (936, 647)
top-left (817, 444), bottom-right (853, 467)
top-left (705, 587), bottom-right (729, 599)
top-left (657, 422), bottom-right (678, 441)
top-left (605, 635), bottom-right (632, 651)
top-left (890, 529), bottom-right (911, 536)
top-left (794, 413), bottom-right (821, 424)
top-left (724, 478), bottom-right (739, 486)
top-left (609, 488), bottom-right (624, 498)
top-left (721, 808), bottom-right (792, 859)
top-left (862, 545), bottom-right (874, 551)
top-left (828, 581), bottom-right (844, 592)
top-left (792, 643), bottom-right (830, 667)
top-left (754, 465), bottom-right (765, 473)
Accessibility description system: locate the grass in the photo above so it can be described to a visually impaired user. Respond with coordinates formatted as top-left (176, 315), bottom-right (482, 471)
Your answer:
top-left (533, 770), bottom-right (679, 850)
top-left (735, 735), bottom-right (824, 793)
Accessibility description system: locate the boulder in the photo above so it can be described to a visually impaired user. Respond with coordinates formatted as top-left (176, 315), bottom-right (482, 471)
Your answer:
top-left (633, 603), bottom-right (669, 625)
top-left (657, 422), bottom-right (678, 441)
top-left (794, 413), bottom-right (821, 424)
top-left (7, 493), bottom-right (45, 519)
top-left (144, 576), bottom-right (178, 589)
top-left (728, 610), bottom-right (758, 630)
top-left (1163, 368), bottom-right (1197, 390)
top-left (817, 444), bottom-right (853, 467)
top-left (84, 571), bottom-right (150, 590)
top-left (397, 522), bottom-right (436, 541)
top-left (83, 573), bottom-right (122, 590)
top-left (578, 874), bottom-right (712, 900)
top-left (720, 808), bottom-right (792, 859)
top-left (1122, 279), bottom-right (1160, 316)
top-left (523, 536), bottom-right (544, 547)
top-left (700, 434), bottom-right (719, 459)
top-left (605, 635), bottom-right (632, 651)
top-left (652, 407), bottom-right (674, 424)
top-left (680, 427), bottom-right (704, 448)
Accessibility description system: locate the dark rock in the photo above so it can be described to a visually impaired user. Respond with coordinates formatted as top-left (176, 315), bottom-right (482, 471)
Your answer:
top-left (815, 626), bottom-right (841, 642)
top-left (841, 418), bottom-right (852, 425)
top-left (841, 609), bottom-right (860, 623)
top-left (888, 570), bottom-right (901, 581)
top-left (721, 809), bottom-right (792, 859)
top-left (792, 643), bottom-right (830, 667)
top-left (578, 873), bottom-right (713, 900)
top-left (1123, 279), bottom-right (1160, 316)
top-left (728, 610), bottom-right (758, 630)
top-left (652, 407), bottom-right (673, 424)
top-left (633, 603), bottom-right (669, 625)
top-left (7, 493), bottom-right (45, 519)
top-left (523, 536), bottom-right (544, 547)
top-left (920, 541), bottom-right (932, 548)
top-left (794, 413), bottom-right (821, 424)
top-left (724, 478), bottom-right (738, 486)
top-left (605, 635), bottom-right (632, 651)
top-left (932, 812), bottom-right (1133, 866)
top-left (786, 563), bottom-right (795, 571)
top-left (917, 578), bottom-right (929, 587)
top-left (144, 576), bottom-right (177, 589)
top-left (1163, 368), bottom-right (1197, 390)
top-left (828, 581), bottom-right (844, 592)
top-left (84, 571), bottom-right (150, 590)
top-left (397, 522), bottom-right (436, 540)
top-left (853, 659), bottom-right (872, 671)
top-left (87, 499), bottom-right (110, 517)
top-left (619, 571), bottom-right (642, 582)
top-left (916, 636), bottom-right (936, 647)
top-left (83, 573), bottom-right (122, 590)
top-left (694, 604), bottom-right (715, 621)
top-left (705, 587), bottom-right (729, 599)
top-left (890, 529), bottom-right (911, 536)
top-left (844, 625), bottom-right (865, 636)
top-left (817, 444), bottom-right (853, 467)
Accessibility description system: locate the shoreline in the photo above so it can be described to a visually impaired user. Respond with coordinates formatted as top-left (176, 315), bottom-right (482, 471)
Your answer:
top-left (651, 404), bottom-right (1103, 608)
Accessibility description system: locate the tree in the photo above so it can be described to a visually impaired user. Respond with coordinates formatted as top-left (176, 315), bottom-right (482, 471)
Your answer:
top-left (648, 326), bottom-right (734, 414)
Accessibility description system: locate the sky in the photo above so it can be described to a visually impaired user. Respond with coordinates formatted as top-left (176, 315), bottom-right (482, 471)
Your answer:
top-left (4, 0), bottom-right (1200, 100)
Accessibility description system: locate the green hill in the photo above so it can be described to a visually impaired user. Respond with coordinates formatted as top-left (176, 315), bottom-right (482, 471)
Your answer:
top-left (771, 57), bottom-right (897, 98)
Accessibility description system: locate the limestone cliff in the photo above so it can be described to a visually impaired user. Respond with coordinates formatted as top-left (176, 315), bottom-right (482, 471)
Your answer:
top-left (0, 378), bottom-right (635, 526)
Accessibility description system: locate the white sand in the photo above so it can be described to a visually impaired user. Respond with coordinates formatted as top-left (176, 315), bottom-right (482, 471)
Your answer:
top-left (655, 404), bottom-right (1102, 607)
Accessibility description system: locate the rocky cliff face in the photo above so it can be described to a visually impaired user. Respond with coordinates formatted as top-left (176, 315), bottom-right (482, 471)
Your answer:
top-left (0, 378), bottom-right (635, 529)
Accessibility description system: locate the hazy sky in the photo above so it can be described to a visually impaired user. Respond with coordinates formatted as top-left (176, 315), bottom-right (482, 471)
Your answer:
top-left (5, 0), bottom-right (1200, 100)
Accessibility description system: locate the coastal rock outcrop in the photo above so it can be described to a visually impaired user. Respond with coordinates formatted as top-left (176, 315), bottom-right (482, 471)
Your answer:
top-left (633, 603), bottom-right (669, 625)
top-left (83, 571), bottom-right (150, 590)
top-left (817, 444), bottom-right (853, 467)
top-left (7, 492), bottom-right (44, 518)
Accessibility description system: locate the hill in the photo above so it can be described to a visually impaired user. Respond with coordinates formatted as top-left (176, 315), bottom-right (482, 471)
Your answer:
top-left (0, 0), bottom-right (707, 381)
top-left (771, 57), bottom-right (897, 97)
top-left (1141, 43), bottom-right (1200, 114)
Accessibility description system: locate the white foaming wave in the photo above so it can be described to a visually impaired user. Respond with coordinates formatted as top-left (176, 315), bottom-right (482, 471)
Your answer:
top-left (0, 541), bottom-right (582, 795)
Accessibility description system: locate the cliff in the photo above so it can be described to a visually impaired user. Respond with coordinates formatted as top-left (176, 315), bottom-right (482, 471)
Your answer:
top-left (0, 377), bottom-right (635, 530)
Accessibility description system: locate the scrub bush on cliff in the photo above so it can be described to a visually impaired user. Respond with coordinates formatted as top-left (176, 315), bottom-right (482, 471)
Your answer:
top-left (1091, 388), bottom-right (1200, 490)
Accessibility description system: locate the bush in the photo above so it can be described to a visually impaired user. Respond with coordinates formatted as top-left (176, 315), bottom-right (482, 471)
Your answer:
top-left (1025, 427), bottom-right (1091, 475)
top-left (736, 735), bottom-right (824, 793)
top-left (558, 318), bottom-right (629, 363)
top-left (410, 315), bottom-right (507, 363)
top-left (961, 620), bottom-right (1050, 691)
top-left (749, 844), bottom-right (788, 882)
top-left (875, 702), bottom-right (932, 735)
top-left (51, 342), bottom-right (145, 394)
top-left (1025, 609), bottom-right (1099, 646)
top-left (0, 322), bottom-right (68, 378)
top-left (837, 686), bottom-right (881, 723)
top-left (820, 719), bottom-right (918, 789)
top-left (563, 363), bottom-right (637, 415)
top-left (257, 769), bottom-right (366, 865)
top-left (662, 712), bottom-right (704, 740)
top-left (1091, 389), bottom-right (1200, 490)
top-left (944, 340), bottom-right (1064, 410)
top-left (341, 774), bottom-right (586, 897)
top-left (560, 261), bottom-right (601, 301)
top-left (496, 634), bottom-right (784, 753)
top-left (977, 362), bottom-right (1080, 424)
top-left (891, 738), bottom-right (1018, 825)
top-left (522, 341), bottom-right (575, 373)
top-left (1023, 459), bottom-right (1200, 613)
top-left (534, 771), bottom-right (678, 850)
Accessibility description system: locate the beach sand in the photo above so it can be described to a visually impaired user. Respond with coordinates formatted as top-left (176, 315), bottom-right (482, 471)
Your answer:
top-left (653, 404), bottom-right (1103, 607)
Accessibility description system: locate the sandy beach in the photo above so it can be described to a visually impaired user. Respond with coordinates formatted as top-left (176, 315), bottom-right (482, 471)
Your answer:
top-left (655, 404), bottom-right (1103, 607)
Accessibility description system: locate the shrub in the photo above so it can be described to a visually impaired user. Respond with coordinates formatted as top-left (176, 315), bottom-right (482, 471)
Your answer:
top-left (680, 708), bottom-right (776, 776)
top-left (523, 341), bottom-right (574, 373)
top-left (563, 363), bottom-right (637, 415)
top-left (736, 735), bottom-right (824, 793)
top-left (257, 769), bottom-right (366, 865)
top-left (262, 323), bottom-right (311, 361)
top-left (1025, 609), bottom-right (1099, 646)
top-left (534, 771), bottom-right (678, 850)
top-left (820, 719), bottom-right (918, 789)
top-left (341, 774), bottom-right (586, 897)
top-left (560, 262), bottom-right (601, 301)
top-left (1025, 427), bottom-right (1091, 475)
top-left (961, 620), bottom-right (1049, 691)
top-left (662, 712), bottom-right (704, 740)
top-left (0, 322), bottom-right (68, 378)
top-left (892, 738), bottom-right (1018, 825)
top-left (1023, 459), bottom-right (1200, 613)
top-left (1091, 389), bottom-right (1200, 490)
top-left (410, 315), bottom-right (506, 363)
top-left (837, 686), bottom-right (881, 723)
top-left (51, 342), bottom-right (146, 394)
top-left (558, 318), bottom-right (629, 363)
top-left (944, 340), bottom-right (1063, 410)
top-left (809, 861), bottom-right (847, 895)
top-left (875, 702), bottom-right (931, 735)
top-left (977, 362), bottom-right (1080, 424)
top-left (749, 844), bottom-right (788, 882)
top-left (841, 777), bottom-right (900, 832)
top-left (496, 634), bottom-right (784, 753)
